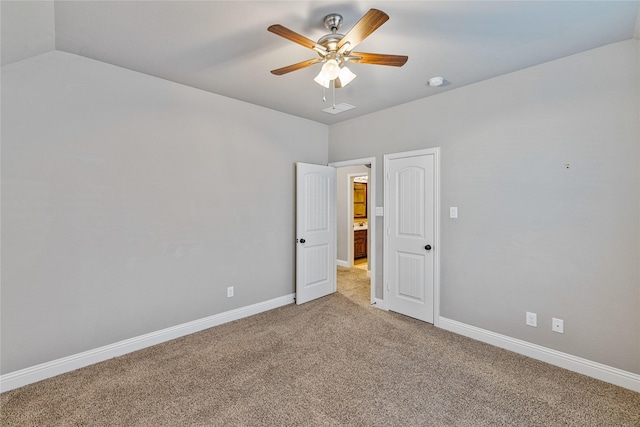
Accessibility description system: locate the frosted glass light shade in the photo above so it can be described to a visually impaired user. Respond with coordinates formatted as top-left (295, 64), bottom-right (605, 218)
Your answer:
top-left (314, 71), bottom-right (330, 88)
top-left (338, 66), bottom-right (356, 87)
top-left (321, 59), bottom-right (340, 80)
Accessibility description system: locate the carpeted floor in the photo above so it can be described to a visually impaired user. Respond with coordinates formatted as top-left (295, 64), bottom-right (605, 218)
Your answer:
top-left (2, 267), bottom-right (639, 426)
top-left (336, 264), bottom-right (370, 304)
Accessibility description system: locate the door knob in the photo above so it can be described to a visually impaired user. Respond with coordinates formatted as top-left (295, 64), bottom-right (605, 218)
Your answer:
top-left (425, 244), bottom-right (432, 251)
top-left (300, 238), bottom-right (306, 244)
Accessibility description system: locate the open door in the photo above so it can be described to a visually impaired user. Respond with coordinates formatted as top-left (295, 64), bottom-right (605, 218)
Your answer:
top-left (296, 162), bottom-right (336, 304)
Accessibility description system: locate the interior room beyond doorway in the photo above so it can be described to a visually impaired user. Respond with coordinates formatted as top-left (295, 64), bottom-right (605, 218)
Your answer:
top-left (331, 157), bottom-right (377, 307)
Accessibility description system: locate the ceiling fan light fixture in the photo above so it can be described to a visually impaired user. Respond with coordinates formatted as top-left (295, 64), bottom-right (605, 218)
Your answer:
top-left (338, 66), bottom-right (356, 87)
top-left (321, 59), bottom-right (341, 80)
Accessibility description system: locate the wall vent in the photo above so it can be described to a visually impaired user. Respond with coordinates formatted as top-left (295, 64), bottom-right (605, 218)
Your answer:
top-left (322, 103), bottom-right (356, 114)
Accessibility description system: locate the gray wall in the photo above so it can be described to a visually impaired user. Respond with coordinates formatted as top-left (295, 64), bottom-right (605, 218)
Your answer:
top-left (329, 40), bottom-right (640, 374)
top-left (1, 51), bottom-right (327, 373)
top-left (0, 0), bottom-right (55, 66)
top-left (336, 165), bottom-right (369, 263)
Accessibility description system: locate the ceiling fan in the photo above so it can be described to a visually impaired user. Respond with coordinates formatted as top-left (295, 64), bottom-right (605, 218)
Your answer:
top-left (268, 9), bottom-right (408, 88)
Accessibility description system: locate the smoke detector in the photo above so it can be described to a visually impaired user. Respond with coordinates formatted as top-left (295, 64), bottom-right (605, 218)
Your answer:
top-left (428, 76), bottom-right (445, 87)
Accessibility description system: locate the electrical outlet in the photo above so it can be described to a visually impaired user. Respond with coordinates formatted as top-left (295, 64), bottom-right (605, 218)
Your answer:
top-left (552, 318), bottom-right (564, 334)
top-left (526, 312), bottom-right (537, 327)
top-left (227, 286), bottom-right (234, 298)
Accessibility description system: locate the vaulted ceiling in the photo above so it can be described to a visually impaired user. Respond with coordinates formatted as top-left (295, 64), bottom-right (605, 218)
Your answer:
top-left (3, 1), bottom-right (639, 124)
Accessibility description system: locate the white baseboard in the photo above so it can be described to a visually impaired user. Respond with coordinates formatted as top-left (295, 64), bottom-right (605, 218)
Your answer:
top-left (0, 294), bottom-right (295, 393)
top-left (336, 259), bottom-right (349, 268)
top-left (438, 317), bottom-right (640, 393)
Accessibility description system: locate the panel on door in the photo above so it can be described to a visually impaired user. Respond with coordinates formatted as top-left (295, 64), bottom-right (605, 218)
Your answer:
top-left (386, 152), bottom-right (436, 322)
top-left (296, 163), bottom-right (336, 304)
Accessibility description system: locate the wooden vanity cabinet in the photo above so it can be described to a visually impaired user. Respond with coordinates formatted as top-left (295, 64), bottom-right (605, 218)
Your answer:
top-left (354, 229), bottom-right (367, 259)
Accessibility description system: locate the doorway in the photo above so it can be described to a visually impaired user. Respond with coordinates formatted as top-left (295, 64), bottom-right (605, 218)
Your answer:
top-left (329, 157), bottom-right (377, 307)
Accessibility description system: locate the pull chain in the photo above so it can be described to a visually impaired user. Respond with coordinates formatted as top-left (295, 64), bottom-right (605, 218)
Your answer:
top-left (332, 80), bottom-right (336, 109)
top-left (320, 81), bottom-right (337, 108)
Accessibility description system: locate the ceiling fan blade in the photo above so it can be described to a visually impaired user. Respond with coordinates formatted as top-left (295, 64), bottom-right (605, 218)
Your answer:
top-left (349, 52), bottom-right (408, 67)
top-left (337, 9), bottom-right (389, 53)
top-left (271, 58), bottom-right (322, 75)
top-left (268, 24), bottom-right (328, 54)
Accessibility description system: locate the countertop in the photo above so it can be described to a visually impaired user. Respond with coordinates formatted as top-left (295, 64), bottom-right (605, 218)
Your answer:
top-left (354, 222), bottom-right (368, 231)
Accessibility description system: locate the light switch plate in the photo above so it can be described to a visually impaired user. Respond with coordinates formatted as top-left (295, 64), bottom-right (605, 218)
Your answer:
top-left (375, 207), bottom-right (384, 217)
top-left (450, 207), bottom-right (458, 218)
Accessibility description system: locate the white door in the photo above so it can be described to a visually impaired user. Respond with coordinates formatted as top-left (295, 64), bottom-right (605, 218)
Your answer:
top-left (296, 162), bottom-right (336, 304)
top-left (385, 149), bottom-right (438, 322)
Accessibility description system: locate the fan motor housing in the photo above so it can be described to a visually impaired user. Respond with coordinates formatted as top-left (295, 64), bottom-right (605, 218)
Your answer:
top-left (317, 33), bottom-right (344, 50)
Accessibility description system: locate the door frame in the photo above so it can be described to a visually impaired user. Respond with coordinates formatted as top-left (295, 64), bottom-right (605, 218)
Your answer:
top-left (329, 157), bottom-right (378, 307)
top-left (383, 148), bottom-right (441, 326)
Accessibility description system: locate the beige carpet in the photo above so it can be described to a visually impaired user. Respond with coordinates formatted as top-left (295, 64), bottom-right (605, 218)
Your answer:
top-left (336, 265), bottom-right (370, 304)
top-left (2, 267), bottom-right (639, 426)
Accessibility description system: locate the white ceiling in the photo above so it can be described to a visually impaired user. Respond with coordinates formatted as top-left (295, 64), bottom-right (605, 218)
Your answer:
top-left (3, 1), bottom-right (639, 125)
